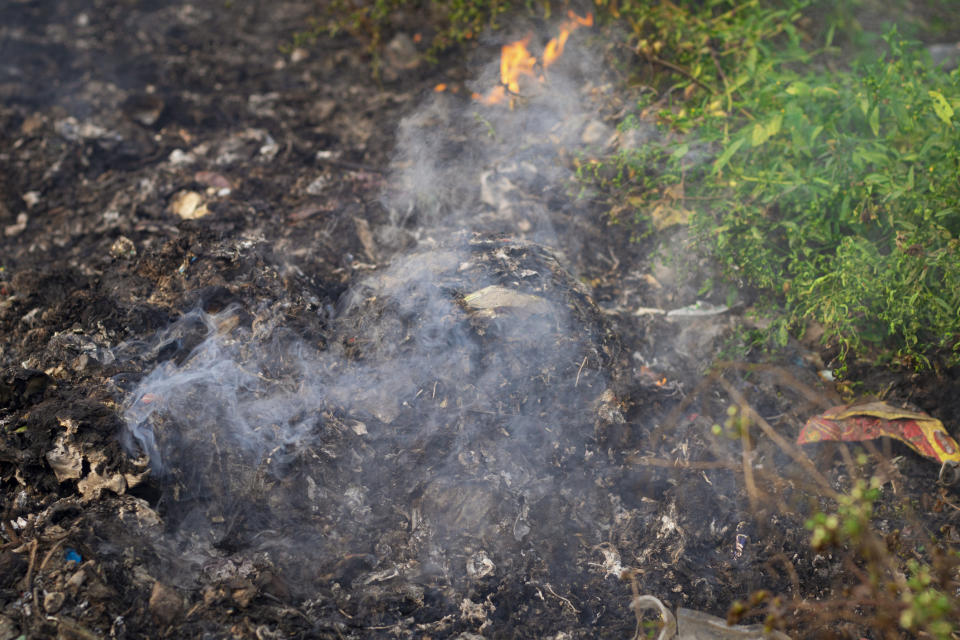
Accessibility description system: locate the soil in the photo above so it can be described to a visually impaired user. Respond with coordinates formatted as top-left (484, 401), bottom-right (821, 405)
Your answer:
top-left (2, 2), bottom-right (959, 639)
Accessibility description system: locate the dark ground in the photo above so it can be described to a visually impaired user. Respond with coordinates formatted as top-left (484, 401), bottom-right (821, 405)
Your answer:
top-left (2, 1), bottom-right (959, 638)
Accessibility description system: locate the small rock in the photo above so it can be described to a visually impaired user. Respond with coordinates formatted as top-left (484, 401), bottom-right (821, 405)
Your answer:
top-left (581, 119), bottom-right (611, 146)
top-left (928, 42), bottom-right (960, 70)
top-left (308, 99), bottom-right (336, 123)
top-left (43, 590), bottom-right (65, 614)
top-left (122, 93), bottom-right (165, 127)
top-left (305, 176), bottom-right (328, 195)
top-left (168, 149), bottom-right (195, 165)
top-left (0, 614), bottom-right (19, 640)
top-left (109, 236), bottom-right (137, 259)
top-left (65, 568), bottom-right (87, 595)
top-left (384, 32), bottom-right (420, 79)
top-left (289, 47), bottom-right (309, 63)
top-left (617, 121), bottom-right (658, 150)
top-left (4, 212), bottom-right (28, 237)
top-left (22, 191), bottom-right (41, 208)
top-left (148, 581), bottom-right (184, 624)
top-left (168, 190), bottom-right (209, 220)
top-left (20, 113), bottom-right (45, 135)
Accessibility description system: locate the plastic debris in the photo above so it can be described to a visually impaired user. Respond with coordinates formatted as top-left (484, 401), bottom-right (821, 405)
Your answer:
top-left (665, 301), bottom-right (729, 318)
top-left (462, 285), bottom-right (553, 316)
top-left (631, 594), bottom-right (790, 640)
top-left (65, 549), bottom-right (82, 565)
top-left (798, 402), bottom-right (960, 475)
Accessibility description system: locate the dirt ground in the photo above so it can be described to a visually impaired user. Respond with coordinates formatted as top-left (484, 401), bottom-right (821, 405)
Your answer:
top-left (2, 2), bottom-right (959, 639)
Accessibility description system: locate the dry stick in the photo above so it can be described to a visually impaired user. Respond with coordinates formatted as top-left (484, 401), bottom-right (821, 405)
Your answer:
top-left (627, 456), bottom-right (736, 471)
top-left (716, 376), bottom-right (839, 499)
top-left (544, 583), bottom-right (580, 615)
top-left (738, 401), bottom-right (761, 513)
top-left (860, 437), bottom-right (902, 496)
top-left (711, 361), bottom-right (840, 409)
top-left (575, 356), bottom-right (588, 388)
top-left (38, 539), bottom-right (65, 572)
top-left (21, 538), bottom-right (38, 591)
top-left (639, 52), bottom-right (716, 94)
top-left (765, 553), bottom-right (801, 595)
top-left (625, 569), bottom-right (645, 640)
top-left (628, 454), bottom-right (829, 504)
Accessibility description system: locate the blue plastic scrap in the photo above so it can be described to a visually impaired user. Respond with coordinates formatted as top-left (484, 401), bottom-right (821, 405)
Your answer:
top-left (64, 548), bottom-right (82, 565)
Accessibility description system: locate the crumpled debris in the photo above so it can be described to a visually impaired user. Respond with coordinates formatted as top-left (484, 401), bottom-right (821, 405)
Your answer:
top-left (798, 401), bottom-right (960, 467)
top-left (46, 418), bottom-right (147, 500)
top-left (46, 438), bottom-right (83, 482)
top-left (168, 190), bottom-right (210, 220)
top-left (77, 469), bottom-right (127, 501)
top-left (149, 581), bottom-right (184, 624)
top-left (666, 301), bottom-right (729, 318)
top-left (462, 285), bottom-right (553, 316)
top-left (632, 594), bottom-right (790, 640)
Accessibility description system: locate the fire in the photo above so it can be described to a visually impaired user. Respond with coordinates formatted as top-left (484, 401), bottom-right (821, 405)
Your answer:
top-left (543, 10), bottom-right (593, 69)
top-left (440, 10), bottom-right (592, 106)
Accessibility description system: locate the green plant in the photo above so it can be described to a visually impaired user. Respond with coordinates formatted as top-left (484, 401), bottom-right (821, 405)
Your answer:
top-left (805, 476), bottom-right (882, 550)
top-left (899, 560), bottom-right (955, 639)
top-left (801, 474), bottom-right (957, 639)
top-left (309, 0), bottom-right (525, 75)
top-left (585, 0), bottom-right (960, 369)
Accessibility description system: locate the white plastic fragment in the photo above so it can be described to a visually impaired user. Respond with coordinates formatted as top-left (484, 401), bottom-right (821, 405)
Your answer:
top-left (666, 301), bottom-right (729, 318)
top-left (631, 593), bottom-right (791, 640)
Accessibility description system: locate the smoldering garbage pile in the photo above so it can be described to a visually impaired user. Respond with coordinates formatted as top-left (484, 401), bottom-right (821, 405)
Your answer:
top-left (109, 34), bottom-right (653, 636)
top-left (120, 237), bottom-right (624, 600)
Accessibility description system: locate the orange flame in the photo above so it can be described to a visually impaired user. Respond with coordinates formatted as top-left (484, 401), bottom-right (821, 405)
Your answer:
top-left (467, 11), bottom-right (592, 106)
top-left (544, 10), bottom-right (593, 69)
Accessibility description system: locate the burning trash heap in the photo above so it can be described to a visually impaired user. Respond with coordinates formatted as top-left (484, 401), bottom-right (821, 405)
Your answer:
top-left (101, 13), bottom-right (661, 636)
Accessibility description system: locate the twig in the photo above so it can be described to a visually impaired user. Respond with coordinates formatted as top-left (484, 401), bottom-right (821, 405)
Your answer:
top-left (765, 553), bottom-right (801, 595)
top-left (626, 455), bottom-right (735, 470)
top-left (544, 583), bottom-right (580, 615)
top-left (21, 538), bottom-right (38, 591)
top-left (38, 539), bottom-right (65, 572)
top-left (639, 52), bottom-right (715, 94)
top-left (575, 356), bottom-right (587, 388)
top-left (716, 376), bottom-right (838, 499)
top-left (711, 361), bottom-right (840, 409)
top-left (707, 47), bottom-right (730, 91)
top-left (732, 397), bottom-right (761, 513)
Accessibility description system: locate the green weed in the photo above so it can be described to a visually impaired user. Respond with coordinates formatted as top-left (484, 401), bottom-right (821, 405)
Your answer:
top-left (588, 1), bottom-right (960, 370)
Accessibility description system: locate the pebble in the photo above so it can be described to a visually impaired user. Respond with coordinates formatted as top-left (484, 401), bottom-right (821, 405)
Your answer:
top-left (148, 581), bottom-right (184, 624)
top-left (43, 590), bottom-right (65, 614)
top-left (385, 33), bottom-right (420, 71)
top-left (168, 149), bottom-right (195, 165)
top-left (4, 213), bottom-right (28, 237)
top-left (581, 119), bottom-right (611, 146)
top-left (22, 191), bottom-right (41, 208)
top-left (109, 236), bottom-right (137, 259)
top-left (168, 191), bottom-right (209, 220)
top-left (289, 47), bottom-right (309, 63)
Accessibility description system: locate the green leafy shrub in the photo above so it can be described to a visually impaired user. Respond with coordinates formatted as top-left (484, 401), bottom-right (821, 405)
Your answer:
top-left (597, 1), bottom-right (960, 369)
top-left (307, 0), bottom-right (523, 74)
